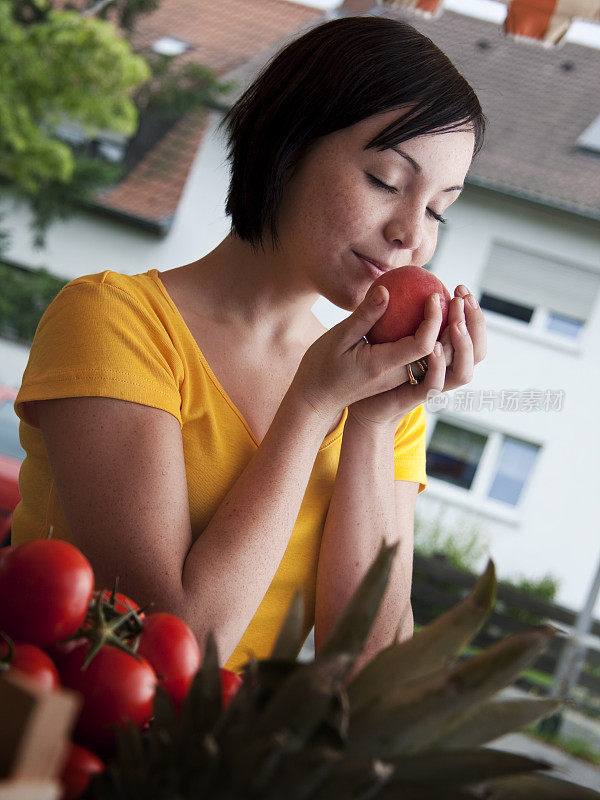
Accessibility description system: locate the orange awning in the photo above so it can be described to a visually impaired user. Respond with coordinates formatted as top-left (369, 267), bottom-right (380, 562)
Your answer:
top-left (379, 0), bottom-right (600, 44)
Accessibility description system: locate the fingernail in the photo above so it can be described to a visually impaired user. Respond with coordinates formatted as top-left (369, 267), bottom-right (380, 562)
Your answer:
top-left (457, 285), bottom-right (469, 297)
top-left (434, 342), bottom-right (442, 356)
top-left (467, 294), bottom-right (478, 309)
top-left (458, 320), bottom-right (467, 335)
top-left (371, 286), bottom-right (385, 305)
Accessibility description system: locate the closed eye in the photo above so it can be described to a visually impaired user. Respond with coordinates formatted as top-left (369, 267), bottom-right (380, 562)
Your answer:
top-left (365, 173), bottom-right (447, 225)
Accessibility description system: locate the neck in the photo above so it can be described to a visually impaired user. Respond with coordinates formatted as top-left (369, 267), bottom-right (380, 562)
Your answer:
top-left (188, 232), bottom-right (321, 345)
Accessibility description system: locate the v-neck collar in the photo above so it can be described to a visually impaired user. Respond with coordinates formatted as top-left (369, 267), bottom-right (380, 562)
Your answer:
top-left (146, 269), bottom-right (347, 450)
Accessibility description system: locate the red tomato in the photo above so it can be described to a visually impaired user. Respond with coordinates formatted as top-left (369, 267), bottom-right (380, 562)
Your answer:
top-left (136, 613), bottom-right (200, 710)
top-left (59, 742), bottom-right (104, 800)
top-left (94, 589), bottom-right (143, 617)
top-left (59, 642), bottom-right (158, 757)
top-left (0, 540), bottom-right (94, 648)
top-left (0, 639), bottom-right (60, 690)
top-left (220, 668), bottom-right (242, 709)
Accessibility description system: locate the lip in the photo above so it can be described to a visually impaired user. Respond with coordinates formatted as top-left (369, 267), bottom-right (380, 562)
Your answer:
top-left (353, 251), bottom-right (396, 273)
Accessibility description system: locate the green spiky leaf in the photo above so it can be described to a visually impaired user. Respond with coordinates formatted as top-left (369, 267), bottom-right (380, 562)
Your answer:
top-left (347, 559), bottom-right (496, 715)
top-left (347, 625), bottom-right (558, 758)
top-left (270, 588), bottom-right (305, 661)
top-left (385, 748), bottom-right (549, 787)
top-left (440, 697), bottom-right (563, 750)
top-left (472, 772), bottom-right (600, 798)
top-left (316, 538), bottom-right (397, 661)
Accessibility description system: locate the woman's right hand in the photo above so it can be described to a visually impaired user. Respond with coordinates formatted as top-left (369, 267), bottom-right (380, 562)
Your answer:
top-left (291, 283), bottom-right (443, 426)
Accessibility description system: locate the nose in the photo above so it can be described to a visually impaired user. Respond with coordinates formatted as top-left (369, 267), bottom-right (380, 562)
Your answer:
top-left (383, 205), bottom-right (423, 252)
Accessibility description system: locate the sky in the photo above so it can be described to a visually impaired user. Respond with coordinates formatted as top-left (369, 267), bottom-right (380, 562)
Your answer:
top-left (283, 0), bottom-right (600, 49)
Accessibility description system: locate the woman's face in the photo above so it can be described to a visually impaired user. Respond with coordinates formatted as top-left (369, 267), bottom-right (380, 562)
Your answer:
top-left (274, 109), bottom-right (475, 311)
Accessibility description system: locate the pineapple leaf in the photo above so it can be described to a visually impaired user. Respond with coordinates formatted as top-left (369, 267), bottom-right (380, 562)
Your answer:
top-left (251, 654), bottom-right (354, 744)
top-left (310, 756), bottom-right (395, 800)
top-left (440, 696), bottom-right (563, 750)
top-left (376, 788), bottom-right (478, 799)
top-left (152, 684), bottom-right (177, 735)
top-left (179, 630), bottom-right (222, 743)
top-left (385, 747), bottom-right (550, 787)
top-left (316, 538), bottom-right (397, 662)
top-left (309, 682), bottom-right (350, 749)
top-left (270, 588), bottom-right (305, 661)
top-left (472, 772), bottom-right (600, 798)
top-left (347, 625), bottom-right (557, 758)
top-left (347, 558), bottom-right (496, 715)
top-left (261, 745), bottom-right (343, 800)
top-left (213, 658), bottom-right (296, 753)
top-left (111, 720), bottom-right (147, 796)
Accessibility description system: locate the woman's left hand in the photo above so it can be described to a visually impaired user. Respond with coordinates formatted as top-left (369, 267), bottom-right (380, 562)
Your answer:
top-left (347, 284), bottom-right (487, 430)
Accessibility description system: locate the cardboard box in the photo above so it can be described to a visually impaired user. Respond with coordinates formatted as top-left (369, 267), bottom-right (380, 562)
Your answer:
top-left (0, 672), bottom-right (81, 781)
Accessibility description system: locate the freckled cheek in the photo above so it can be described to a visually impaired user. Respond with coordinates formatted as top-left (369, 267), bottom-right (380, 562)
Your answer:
top-left (305, 186), bottom-right (376, 246)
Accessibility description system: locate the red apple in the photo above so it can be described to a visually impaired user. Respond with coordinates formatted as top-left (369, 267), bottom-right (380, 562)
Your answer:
top-left (366, 266), bottom-right (451, 344)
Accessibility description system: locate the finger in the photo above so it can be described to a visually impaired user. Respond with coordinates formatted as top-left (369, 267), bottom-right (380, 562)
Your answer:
top-left (447, 296), bottom-right (465, 330)
top-left (445, 306), bottom-right (474, 388)
top-left (424, 341), bottom-right (446, 392)
top-left (338, 283), bottom-right (389, 348)
top-left (454, 284), bottom-right (469, 299)
top-left (463, 293), bottom-right (487, 364)
top-left (401, 341), bottom-right (446, 404)
top-left (408, 292), bottom-right (443, 361)
top-left (438, 327), bottom-right (454, 367)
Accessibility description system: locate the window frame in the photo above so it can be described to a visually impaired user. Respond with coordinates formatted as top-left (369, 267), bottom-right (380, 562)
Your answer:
top-left (477, 239), bottom-right (598, 355)
top-left (424, 414), bottom-right (541, 525)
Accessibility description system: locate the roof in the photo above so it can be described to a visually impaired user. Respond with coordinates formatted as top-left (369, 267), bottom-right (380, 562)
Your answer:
top-left (73, 0), bottom-right (599, 227)
top-left (72, 0), bottom-right (324, 231)
top-left (366, 4), bottom-right (600, 221)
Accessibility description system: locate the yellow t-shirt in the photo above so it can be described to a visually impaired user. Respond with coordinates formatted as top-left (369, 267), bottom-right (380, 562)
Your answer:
top-left (12, 269), bottom-right (427, 673)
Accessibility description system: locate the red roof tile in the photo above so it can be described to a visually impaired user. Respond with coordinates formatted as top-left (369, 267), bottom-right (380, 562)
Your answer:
top-left (68, 0), bottom-right (323, 229)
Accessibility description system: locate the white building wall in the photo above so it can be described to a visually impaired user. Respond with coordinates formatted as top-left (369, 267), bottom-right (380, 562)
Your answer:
top-left (2, 112), bottom-right (600, 614)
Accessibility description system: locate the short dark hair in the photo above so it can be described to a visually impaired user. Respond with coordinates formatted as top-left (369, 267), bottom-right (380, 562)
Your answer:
top-left (219, 15), bottom-right (486, 253)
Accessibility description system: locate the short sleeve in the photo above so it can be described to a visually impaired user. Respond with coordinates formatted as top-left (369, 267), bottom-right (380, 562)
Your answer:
top-left (393, 403), bottom-right (427, 493)
top-left (14, 278), bottom-right (183, 429)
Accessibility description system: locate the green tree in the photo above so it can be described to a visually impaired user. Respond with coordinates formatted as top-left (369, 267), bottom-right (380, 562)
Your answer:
top-left (0, 0), bottom-right (235, 251)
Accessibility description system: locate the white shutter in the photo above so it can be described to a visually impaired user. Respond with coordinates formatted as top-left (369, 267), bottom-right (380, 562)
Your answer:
top-left (480, 242), bottom-right (600, 320)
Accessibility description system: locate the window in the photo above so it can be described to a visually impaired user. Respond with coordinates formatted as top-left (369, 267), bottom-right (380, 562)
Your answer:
top-left (478, 242), bottom-right (599, 342)
top-left (426, 418), bottom-right (540, 508)
top-left (152, 37), bottom-right (193, 56)
top-left (426, 421), bottom-right (487, 490)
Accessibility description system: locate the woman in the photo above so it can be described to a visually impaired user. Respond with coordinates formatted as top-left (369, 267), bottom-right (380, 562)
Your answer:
top-left (12, 15), bottom-right (487, 677)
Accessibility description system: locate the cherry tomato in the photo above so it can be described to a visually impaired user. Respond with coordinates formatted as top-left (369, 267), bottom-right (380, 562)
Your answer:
top-left (94, 589), bottom-right (144, 618)
top-left (59, 742), bottom-right (104, 800)
top-left (136, 613), bottom-right (200, 710)
top-left (0, 540), bottom-right (94, 648)
top-left (59, 642), bottom-right (158, 757)
top-left (0, 638), bottom-right (60, 690)
top-left (220, 668), bottom-right (242, 709)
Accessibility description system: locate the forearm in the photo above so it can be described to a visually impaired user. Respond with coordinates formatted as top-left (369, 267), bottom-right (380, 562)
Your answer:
top-left (314, 415), bottom-right (415, 679)
top-left (179, 383), bottom-right (332, 664)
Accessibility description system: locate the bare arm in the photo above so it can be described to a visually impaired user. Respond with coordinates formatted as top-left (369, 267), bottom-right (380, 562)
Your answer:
top-left (36, 386), bottom-right (331, 665)
top-left (35, 283), bottom-right (438, 665)
top-left (314, 416), bottom-right (418, 683)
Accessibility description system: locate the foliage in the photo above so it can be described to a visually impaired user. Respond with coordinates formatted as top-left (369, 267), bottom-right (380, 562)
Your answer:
top-left (0, 0), bottom-right (236, 254)
top-left (0, 261), bottom-right (67, 343)
top-left (525, 725), bottom-right (600, 766)
top-left (80, 543), bottom-right (600, 799)
top-left (502, 574), bottom-right (560, 604)
top-left (414, 506), bottom-right (489, 573)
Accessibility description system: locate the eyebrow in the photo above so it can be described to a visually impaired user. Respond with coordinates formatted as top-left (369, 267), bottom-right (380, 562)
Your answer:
top-left (388, 146), bottom-right (464, 194)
